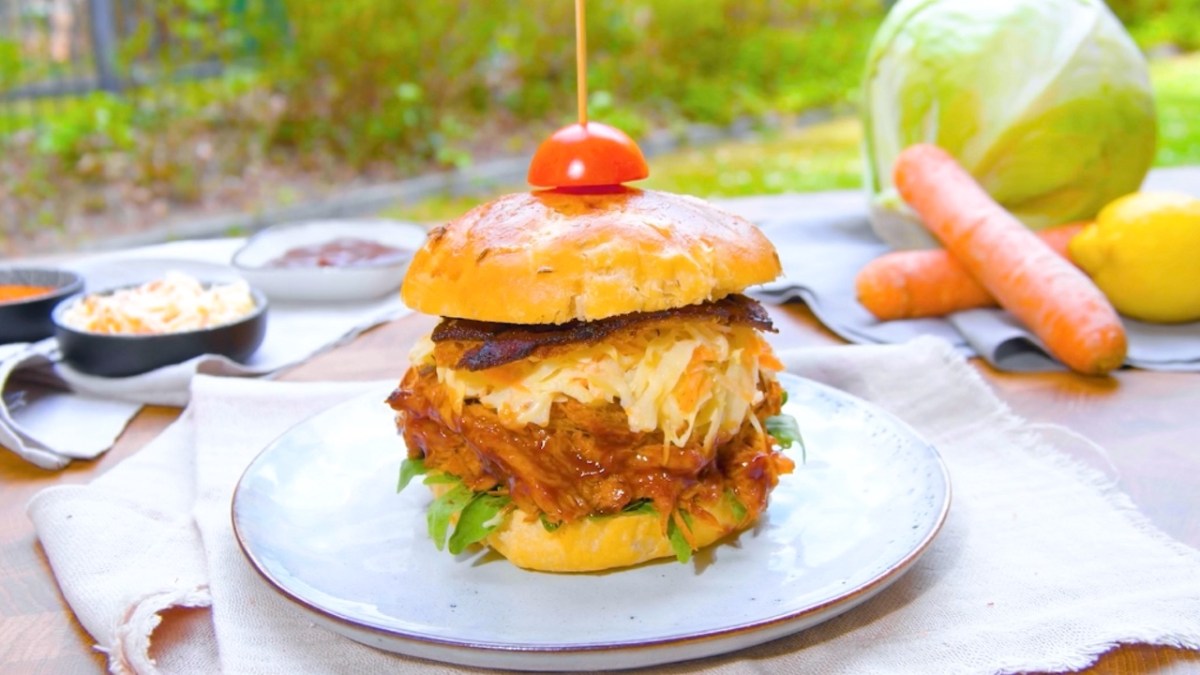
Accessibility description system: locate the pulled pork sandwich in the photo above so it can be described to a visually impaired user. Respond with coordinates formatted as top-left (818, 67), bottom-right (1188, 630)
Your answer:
top-left (386, 186), bottom-right (800, 572)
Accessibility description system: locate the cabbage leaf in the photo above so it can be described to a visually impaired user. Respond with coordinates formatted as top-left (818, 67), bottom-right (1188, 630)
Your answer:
top-left (863, 0), bottom-right (1157, 249)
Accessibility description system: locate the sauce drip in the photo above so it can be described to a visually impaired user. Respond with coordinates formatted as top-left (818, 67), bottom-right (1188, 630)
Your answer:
top-left (264, 237), bottom-right (410, 269)
top-left (0, 284), bottom-right (55, 304)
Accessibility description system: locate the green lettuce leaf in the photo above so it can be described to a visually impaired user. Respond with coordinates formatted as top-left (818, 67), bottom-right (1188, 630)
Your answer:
top-left (400, 459), bottom-right (513, 553)
top-left (396, 457), bottom-right (427, 492)
top-left (422, 471), bottom-right (460, 485)
top-left (426, 483), bottom-right (475, 551)
top-left (448, 493), bottom-right (510, 555)
top-left (766, 412), bottom-right (806, 462)
top-left (726, 489), bottom-right (748, 523)
top-left (407, 464), bottom-right (715, 565)
top-left (666, 511), bottom-right (694, 564)
top-left (621, 498), bottom-right (656, 516)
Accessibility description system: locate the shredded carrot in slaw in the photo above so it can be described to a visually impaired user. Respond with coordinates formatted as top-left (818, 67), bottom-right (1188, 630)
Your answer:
top-left (60, 271), bottom-right (256, 335)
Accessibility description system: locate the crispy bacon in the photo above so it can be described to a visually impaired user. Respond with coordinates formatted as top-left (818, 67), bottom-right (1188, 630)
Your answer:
top-left (431, 294), bottom-right (774, 371)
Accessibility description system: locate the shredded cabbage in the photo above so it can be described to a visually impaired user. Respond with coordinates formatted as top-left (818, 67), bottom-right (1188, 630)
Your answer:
top-left (410, 319), bottom-right (782, 449)
top-left (60, 271), bottom-right (255, 335)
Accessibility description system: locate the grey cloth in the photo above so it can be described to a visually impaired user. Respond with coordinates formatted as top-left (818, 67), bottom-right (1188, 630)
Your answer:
top-left (723, 189), bottom-right (1200, 373)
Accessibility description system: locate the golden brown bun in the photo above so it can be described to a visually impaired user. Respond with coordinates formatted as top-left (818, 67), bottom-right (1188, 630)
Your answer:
top-left (489, 498), bottom-right (745, 573)
top-left (401, 188), bottom-right (782, 324)
top-left (430, 483), bottom-right (747, 572)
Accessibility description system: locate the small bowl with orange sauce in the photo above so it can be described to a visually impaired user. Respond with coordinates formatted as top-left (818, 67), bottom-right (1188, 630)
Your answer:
top-left (0, 267), bottom-right (85, 344)
top-left (232, 220), bottom-right (427, 302)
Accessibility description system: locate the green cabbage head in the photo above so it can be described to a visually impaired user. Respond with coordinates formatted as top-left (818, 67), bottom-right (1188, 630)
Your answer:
top-left (863, 0), bottom-right (1157, 249)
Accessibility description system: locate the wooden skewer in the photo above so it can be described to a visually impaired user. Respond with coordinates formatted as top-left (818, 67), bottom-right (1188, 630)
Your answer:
top-left (575, 0), bottom-right (588, 127)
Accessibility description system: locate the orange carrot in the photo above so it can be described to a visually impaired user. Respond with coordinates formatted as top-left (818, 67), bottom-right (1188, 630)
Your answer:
top-left (856, 222), bottom-right (1086, 320)
top-left (893, 144), bottom-right (1126, 376)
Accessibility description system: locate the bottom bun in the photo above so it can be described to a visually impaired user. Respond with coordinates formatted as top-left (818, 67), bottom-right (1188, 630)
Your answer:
top-left (431, 484), bottom-right (747, 573)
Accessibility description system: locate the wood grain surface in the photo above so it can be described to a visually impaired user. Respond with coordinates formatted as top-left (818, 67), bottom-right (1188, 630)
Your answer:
top-left (1, 304), bottom-right (1197, 674)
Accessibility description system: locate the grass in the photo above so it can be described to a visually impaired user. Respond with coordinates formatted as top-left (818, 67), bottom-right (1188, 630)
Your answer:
top-left (641, 117), bottom-right (863, 197)
top-left (1150, 52), bottom-right (1200, 166)
top-left (383, 117), bottom-right (864, 224)
top-left (386, 53), bottom-right (1200, 226)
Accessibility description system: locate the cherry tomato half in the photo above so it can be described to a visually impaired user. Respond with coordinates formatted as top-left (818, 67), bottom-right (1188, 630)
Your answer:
top-left (527, 122), bottom-right (649, 188)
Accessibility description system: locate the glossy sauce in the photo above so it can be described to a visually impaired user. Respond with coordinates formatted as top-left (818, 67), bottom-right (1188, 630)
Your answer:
top-left (0, 284), bottom-right (55, 304)
top-left (264, 237), bottom-right (409, 269)
top-left (387, 364), bottom-right (791, 526)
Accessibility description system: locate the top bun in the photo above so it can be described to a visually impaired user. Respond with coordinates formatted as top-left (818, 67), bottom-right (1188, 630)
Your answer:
top-left (401, 187), bottom-right (782, 324)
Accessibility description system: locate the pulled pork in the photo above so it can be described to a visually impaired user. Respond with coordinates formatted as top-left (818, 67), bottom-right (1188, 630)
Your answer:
top-left (386, 364), bottom-right (792, 526)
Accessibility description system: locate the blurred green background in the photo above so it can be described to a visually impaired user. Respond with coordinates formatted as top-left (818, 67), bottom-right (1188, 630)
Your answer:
top-left (1, 0), bottom-right (1197, 253)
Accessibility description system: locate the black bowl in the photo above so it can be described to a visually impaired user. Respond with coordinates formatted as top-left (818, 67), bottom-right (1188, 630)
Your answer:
top-left (0, 267), bottom-right (86, 344)
top-left (52, 287), bottom-right (269, 378)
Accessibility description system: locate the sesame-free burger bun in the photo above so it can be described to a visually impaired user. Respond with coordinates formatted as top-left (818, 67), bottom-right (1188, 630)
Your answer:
top-left (430, 482), bottom-right (746, 573)
top-left (401, 187), bottom-right (782, 324)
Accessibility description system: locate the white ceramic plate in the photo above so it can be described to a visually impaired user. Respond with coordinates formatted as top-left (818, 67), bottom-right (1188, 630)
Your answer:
top-left (231, 220), bottom-right (428, 302)
top-left (232, 374), bottom-right (950, 671)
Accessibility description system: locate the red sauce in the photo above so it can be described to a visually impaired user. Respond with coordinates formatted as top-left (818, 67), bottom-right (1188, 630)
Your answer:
top-left (0, 284), bottom-right (55, 303)
top-left (265, 237), bottom-right (410, 269)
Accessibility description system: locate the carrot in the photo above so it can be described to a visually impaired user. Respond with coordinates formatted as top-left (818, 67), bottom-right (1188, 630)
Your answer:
top-left (856, 222), bottom-right (1086, 320)
top-left (893, 144), bottom-right (1126, 376)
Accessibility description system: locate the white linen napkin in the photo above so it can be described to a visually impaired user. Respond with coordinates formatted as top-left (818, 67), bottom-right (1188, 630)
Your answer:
top-left (28, 338), bottom-right (1200, 674)
top-left (0, 239), bottom-right (410, 470)
top-left (726, 169), bottom-right (1200, 373)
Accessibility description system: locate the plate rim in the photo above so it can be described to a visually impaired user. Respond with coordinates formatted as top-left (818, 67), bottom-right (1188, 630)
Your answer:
top-left (231, 373), bottom-right (951, 662)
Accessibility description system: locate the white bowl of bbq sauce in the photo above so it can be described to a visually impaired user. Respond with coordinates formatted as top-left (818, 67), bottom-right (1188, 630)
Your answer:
top-left (233, 220), bottom-right (428, 302)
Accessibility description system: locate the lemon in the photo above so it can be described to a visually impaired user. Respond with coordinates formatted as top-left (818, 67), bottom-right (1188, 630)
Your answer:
top-left (1069, 192), bottom-right (1200, 323)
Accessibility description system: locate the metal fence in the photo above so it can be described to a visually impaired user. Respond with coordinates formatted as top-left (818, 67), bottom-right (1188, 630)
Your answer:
top-left (0, 0), bottom-right (277, 132)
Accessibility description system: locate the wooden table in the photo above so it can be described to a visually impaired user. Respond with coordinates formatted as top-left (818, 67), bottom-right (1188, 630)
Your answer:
top-left (2, 304), bottom-right (1198, 674)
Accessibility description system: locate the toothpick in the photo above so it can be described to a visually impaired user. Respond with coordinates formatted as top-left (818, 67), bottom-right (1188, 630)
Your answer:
top-left (575, 0), bottom-right (588, 127)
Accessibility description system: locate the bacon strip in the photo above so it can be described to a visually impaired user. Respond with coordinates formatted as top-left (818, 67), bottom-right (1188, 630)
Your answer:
top-left (432, 294), bottom-right (775, 371)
